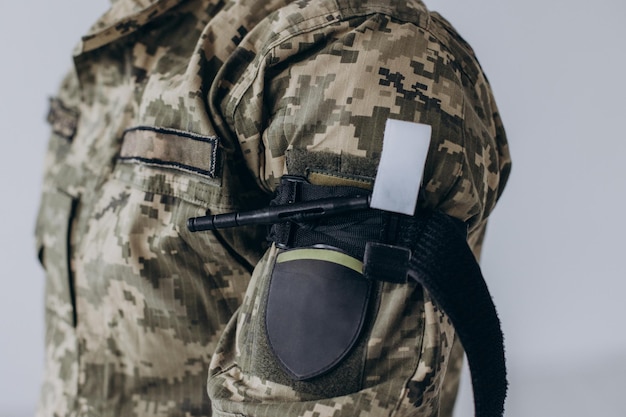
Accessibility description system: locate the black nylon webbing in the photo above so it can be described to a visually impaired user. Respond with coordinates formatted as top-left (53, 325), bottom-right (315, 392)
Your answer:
top-left (268, 178), bottom-right (508, 417)
top-left (403, 211), bottom-right (507, 417)
top-left (267, 177), bottom-right (383, 259)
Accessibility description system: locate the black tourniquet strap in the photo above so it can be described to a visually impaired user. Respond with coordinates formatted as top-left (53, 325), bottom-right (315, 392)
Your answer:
top-left (267, 177), bottom-right (384, 260)
top-left (268, 178), bottom-right (507, 417)
top-left (401, 211), bottom-right (507, 417)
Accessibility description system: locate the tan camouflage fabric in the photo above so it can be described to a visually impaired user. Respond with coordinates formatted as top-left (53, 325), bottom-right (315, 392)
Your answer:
top-left (35, 0), bottom-right (511, 416)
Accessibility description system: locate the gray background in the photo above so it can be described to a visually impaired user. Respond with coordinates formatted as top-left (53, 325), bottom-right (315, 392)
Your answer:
top-left (1, 0), bottom-right (625, 416)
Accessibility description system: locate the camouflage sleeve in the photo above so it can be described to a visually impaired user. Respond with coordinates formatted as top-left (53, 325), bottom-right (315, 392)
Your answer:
top-left (224, 9), bottom-right (511, 235)
top-left (207, 6), bottom-right (510, 417)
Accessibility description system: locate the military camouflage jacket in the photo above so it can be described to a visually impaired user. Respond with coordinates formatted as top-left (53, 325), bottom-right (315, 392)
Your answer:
top-left (36, 0), bottom-right (510, 416)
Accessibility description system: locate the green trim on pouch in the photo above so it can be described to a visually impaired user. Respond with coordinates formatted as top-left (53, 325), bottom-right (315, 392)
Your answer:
top-left (276, 249), bottom-right (363, 274)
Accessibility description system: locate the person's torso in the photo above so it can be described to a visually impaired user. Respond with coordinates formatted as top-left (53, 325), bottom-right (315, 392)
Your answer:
top-left (36, 1), bottom-right (505, 415)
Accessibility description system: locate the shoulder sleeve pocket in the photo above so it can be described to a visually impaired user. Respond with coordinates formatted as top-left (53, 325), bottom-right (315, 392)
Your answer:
top-left (266, 248), bottom-right (371, 381)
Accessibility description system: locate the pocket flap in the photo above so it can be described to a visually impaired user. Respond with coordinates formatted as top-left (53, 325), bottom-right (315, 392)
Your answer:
top-left (120, 126), bottom-right (219, 178)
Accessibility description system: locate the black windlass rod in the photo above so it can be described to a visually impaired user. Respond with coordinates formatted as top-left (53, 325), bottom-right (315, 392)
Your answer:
top-left (187, 195), bottom-right (371, 232)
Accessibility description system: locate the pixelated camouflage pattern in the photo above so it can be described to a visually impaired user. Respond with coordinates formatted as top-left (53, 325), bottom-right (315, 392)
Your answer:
top-left (35, 0), bottom-right (510, 416)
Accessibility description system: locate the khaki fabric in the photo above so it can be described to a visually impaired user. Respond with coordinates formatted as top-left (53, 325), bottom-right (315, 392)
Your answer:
top-left (35, 0), bottom-right (510, 416)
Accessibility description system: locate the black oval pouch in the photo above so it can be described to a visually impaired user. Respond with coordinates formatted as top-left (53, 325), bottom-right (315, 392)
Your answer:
top-left (265, 248), bottom-right (371, 381)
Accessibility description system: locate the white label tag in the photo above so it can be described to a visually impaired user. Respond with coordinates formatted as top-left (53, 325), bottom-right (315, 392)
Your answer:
top-left (370, 119), bottom-right (432, 216)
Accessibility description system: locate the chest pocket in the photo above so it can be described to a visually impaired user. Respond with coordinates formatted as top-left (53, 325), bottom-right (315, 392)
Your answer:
top-left (111, 123), bottom-right (271, 263)
top-left (112, 125), bottom-right (229, 211)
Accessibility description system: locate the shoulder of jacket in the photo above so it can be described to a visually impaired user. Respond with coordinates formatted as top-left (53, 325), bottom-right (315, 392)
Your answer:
top-left (287, 0), bottom-right (431, 29)
top-left (427, 11), bottom-right (489, 86)
top-left (335, 0), bottom-right (429, 25)
top-left (262, 0), bottom-right (432, 31)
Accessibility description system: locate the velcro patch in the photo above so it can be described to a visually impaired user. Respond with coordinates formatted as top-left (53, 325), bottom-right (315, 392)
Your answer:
top-left (119, 126), bottom-right (219, 178)
top-left (47, 97), bottom-right (79, 141)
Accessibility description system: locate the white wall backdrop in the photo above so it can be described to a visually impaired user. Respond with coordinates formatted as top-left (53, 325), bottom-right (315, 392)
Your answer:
top-left (1, 1), bottom-right (624, 416)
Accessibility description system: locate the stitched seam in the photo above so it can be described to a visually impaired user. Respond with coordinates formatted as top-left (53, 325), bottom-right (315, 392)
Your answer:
top-left (123, 125), bottom-right (220, 144)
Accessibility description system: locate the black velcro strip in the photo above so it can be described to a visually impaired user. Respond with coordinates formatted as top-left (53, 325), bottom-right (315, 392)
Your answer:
top-left (407, 211), bottom-right (507, 417)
